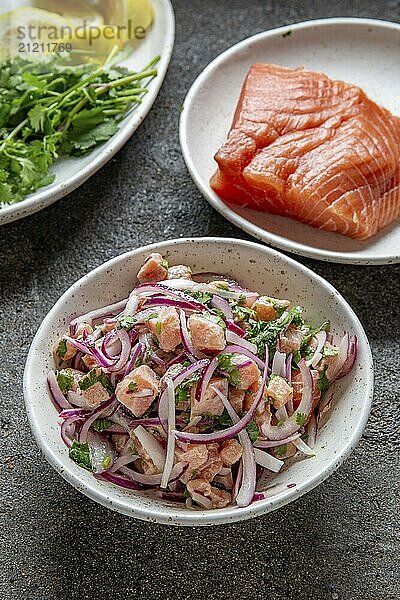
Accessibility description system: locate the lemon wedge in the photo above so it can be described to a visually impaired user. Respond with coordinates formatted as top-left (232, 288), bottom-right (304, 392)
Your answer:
top-left (99, 0), bottom-right (154, 42)
top-left (0, 7), bottom-right (75, 59)
top-left (32, 0), bottom-right (104, 27)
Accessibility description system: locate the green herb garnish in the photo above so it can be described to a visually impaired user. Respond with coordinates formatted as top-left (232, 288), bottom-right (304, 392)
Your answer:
top-left (92, 418), bottom-right (112, 432)
top-left (56, 339), bottom-right (68, 359)
top-left (317, 367), bottom-right (330, 395)
top-left (56, 369), bottom-right (74, 393)
top-left (295, 412), bottom-right (307, 427)
top-left (246, 419), bottom-right (260, 443)
top-left (117, 314), bottom-right (137, 331)
top-left (275, 444), bottom-right (287, 457)
top-left (69, 440), bottom-right (92, 471)
top-left (216, 353), bottom-right (241, 387)
top-left (246, 306), bottom-right (304, 355)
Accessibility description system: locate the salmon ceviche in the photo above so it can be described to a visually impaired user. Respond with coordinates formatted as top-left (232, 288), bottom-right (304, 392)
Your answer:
top-left (49, 253), bottom-right (357, 510)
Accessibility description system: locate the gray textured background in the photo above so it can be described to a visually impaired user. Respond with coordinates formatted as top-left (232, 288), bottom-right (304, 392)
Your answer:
top-left (1, 1), bottom-right (399, 598)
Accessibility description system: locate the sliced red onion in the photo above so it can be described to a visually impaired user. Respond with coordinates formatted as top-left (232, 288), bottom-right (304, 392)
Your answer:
top-left (129, 417), bottom-right (161, 427)
top-left (132, 283), bottom-right (206, 310)
top-left (174, 346), bottom-right (268, 444)
top-left (124, 342), bottom-right (144, 376)
top-left (254, 432), bottom-right (302, 448)
top-left (48, 370), bottom-right (72, 410)
top-left (178, 309), bottom-right (207, 361)
top-left (132, 425), bottom-right (166, 472)
top-left (73, 351), bottom-right (83, 370)
top-left (222, 344), bottom-right (265, 370)
top-left (336, 335), bottom-right (357, 380)
top-left (194, 356), bottom-right (217, 404)
top-left (69, 298), bottom-right (128, 335)
top-left (161, 379), bottom-right (176, 488)
top-left (285, 354), bottom-right (293, 382)
top-left (120, 461), bottom-right (187, 486)
top-left (226, 330), bottom-right (257, 354)
top-left (89, 345), bottom-right (118, 369)
top-left (253, 448), bottom-right (284, 473)
top-left (165, 351), bottom-right (187, 368)
top-left (95, 471), bottom-right (142, 490)
top-left (305, 330), bottom-right (327, 368)
top-left (225, 320), bottom-right (246, 337)
top-left (252, 483), bottom-right (296, 502)
top-left (79, 396), bottom-right (117, 443)
top-left (59, 408), bottom-right (90, 419)
top-left (211, 295), bottom-right (233, 320)
top-left (326, 333), bottom-right (349, 380)
top-left (60, 417), bottom-right (79, 447)
top-left (271, 351), bottom-right (287, 377)
top-left (293, 437), bottom-right (316, 456)
top-left (144, 296), bottom-right (202, 312)
top-left (232, 460), bottom-right (243, 502)
top-left (261, 360), bottom-right (313, 441)
top-left (160, 491), bottom-right (186, 503)
top-left (124, 293), bottom-right (139, 316)
top-left (106, 424), bottom-right (128, 434)
top-left (109, 454), bottom-right (139, 472)
top-left (214, 385), bottom-right (256, 508)
top-left (106, 330), bottom-right (131, 372)
top-left (307, 413), bottom-right (317, 449)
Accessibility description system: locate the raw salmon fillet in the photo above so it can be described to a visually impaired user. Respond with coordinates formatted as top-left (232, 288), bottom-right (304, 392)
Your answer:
top-left (210, 64), bottom-right (400, 240)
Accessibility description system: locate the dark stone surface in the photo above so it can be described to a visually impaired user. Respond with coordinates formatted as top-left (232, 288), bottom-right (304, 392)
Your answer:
top-left (0, 1), bottom-right (399, 598)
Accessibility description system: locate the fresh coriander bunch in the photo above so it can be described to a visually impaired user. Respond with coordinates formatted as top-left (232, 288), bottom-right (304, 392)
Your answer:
top-left (0, 48), bottom-right (159, 205)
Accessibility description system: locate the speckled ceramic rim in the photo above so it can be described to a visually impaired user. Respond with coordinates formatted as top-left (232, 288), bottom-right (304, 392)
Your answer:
top-left (0, 0), bottom-right (175, 226)
top-left (179, 18), bottom-right (400, 265)
top-left (24, 238), bottom-right (374, 526)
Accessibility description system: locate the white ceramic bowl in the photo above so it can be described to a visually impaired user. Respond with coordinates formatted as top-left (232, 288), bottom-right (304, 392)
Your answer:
top-left (24, 238), bottom-right (373, 526)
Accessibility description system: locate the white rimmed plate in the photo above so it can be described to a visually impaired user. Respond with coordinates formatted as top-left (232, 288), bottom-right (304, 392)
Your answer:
top-left (180, 18), bottom-right (400, 264)
top-left (24, 238), bottom-right (373, 526)
top-left (0, 0), bottom-right (175, 225)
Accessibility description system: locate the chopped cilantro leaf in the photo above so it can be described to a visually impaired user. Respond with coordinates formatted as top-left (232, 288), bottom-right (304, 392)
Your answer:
top-left (92, 418), bottom-right (112, 432)
top-left (174, 372), bottom-right (201, 404)
top-left (57, 339), bottom-right (68, 359)
top-left (246, 419), bottom-right (260, 443)
top-left (145, 312), bottom-right (159, 322)
top-left (300, 321), bottom-right (330, 350)
top-left (160, 259), bottom-right (169, 270)
top-left (275, 444), bottom-right (287, 457)
top-left (295, 412), bottom-right (307, 426)
top-left (216, 353), bottom-right (241, 387)
top-left (155, 320), bottom-right (162, 336)
top-left (317, 367), bottom-right (330, 395)
top-left (185, 290), bottom-right (213, 307)
top-left (69, 440), bottom-right (92, 471)
top-left (215, 282), bottom-right (229, 291)
top-left (56, 369), bottom-right (74, 393)
top-left (128, 381), bottom-right (138, 392)
top-left (117, 313), bottom-right (137, 331)
top-left (323, 346), bottom-right (339, 358)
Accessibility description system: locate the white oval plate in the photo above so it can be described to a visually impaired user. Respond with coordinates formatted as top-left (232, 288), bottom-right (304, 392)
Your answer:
top-left (0, 0), bottom-right (174, 225)
top-left (24, 238), bottom-right (373, 526)
top-left (180, 18), bottom-right (400, 265)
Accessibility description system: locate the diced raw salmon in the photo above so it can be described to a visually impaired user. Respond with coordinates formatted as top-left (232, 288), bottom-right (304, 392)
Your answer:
top-left (190, 376), bottom-right (228, 418)
top-left (228, 387), bottom-right (245, 413)
top-left (116, 365), bottom-right (159, 416)
top-left (279, 325), bottom-right (307, 353)
top-left (211, 63), bottom-right (400, 240)
top-left (232, 355), bottom-right (260, 390)
top-left (186, 478), bottom-right (231, 508)
top-left (147, 306), bottom-right (181, 352)
top-left (220, 439), bottom-right (243, 466)
top-left (253, 296), bottom-right (290, 322)
top-left (137, 253), bottom-right (168, 283)
top-left (188, 314), bottom-right (226, 353)
top-left (266, 375), bottom-right (293, 408)
top-left (175, 443), bottom-right (208, 483)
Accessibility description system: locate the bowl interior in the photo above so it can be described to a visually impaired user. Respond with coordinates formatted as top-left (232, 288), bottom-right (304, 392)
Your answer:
top-left (24, 238), bottom-right (373, 525)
